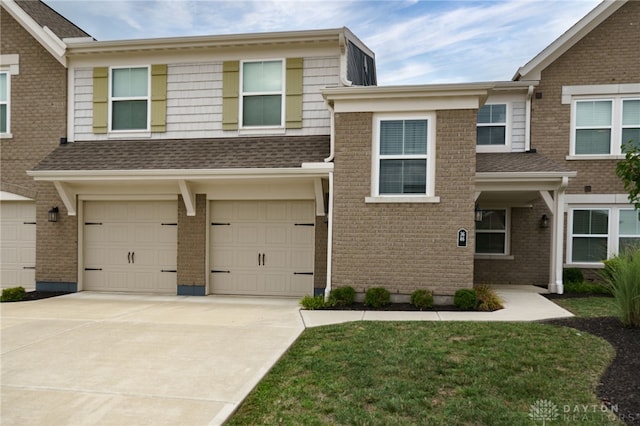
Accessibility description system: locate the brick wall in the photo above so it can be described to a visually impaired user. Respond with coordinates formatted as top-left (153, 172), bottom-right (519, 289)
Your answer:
top-left (530, 1), bottom-right (640, 195)
top-left (177, 194), bottom-right (206, 287)
top-left (331, 110), bottom-right (476, 297)
top-left (314, 214), bottom-right (328, 292)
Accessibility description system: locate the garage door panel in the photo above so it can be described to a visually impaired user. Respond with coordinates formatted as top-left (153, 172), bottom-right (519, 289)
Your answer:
top-left (265, 225), bottom-right (288, 245)
top-left (291, 274), bottom-right (314, 294)
top-left (263, 275), bottom-right (287, 294)
top-left (236, 224), bottom-right (261, 244)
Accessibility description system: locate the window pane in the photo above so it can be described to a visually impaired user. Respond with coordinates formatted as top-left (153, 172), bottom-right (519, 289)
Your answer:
top-left (622, 128), bottom-right (640, 150)
top-left (243, 95), bottom-right (282, 126)
top-left (478, 104), bottom-right (506, 124)
top-left (620, 238), bottom-right (640, 254)
top-left (0, 73), bottom-right (6, 102)
top-left (404, 120), bottom-right (427, 154)
top-left (572, 237), bottom-right (607, 262)
top-left (380, 120), bottom-right (404, 155)
top-left (113, 68), bottom-right (148, 97)
top-left (575, 129), bottom-right (611, 154)
top-left (476, 233), bottom-right (505, 254)
top-left (476, 210), bottom-right (506, 231)
top-left (112, 100), bottom-right (147, 130)
top-left (379, 159), bottom-right (426, 194)
top-left (477, 126), bottom-right (505, 145)
top-left (0, 104), bottom-right (6, 133)
top-left (243, 61), bottom-right (282, 93)
top-left (619, 209), bottom-right (640, 235)
top-left (573, 209), bottom-right (608, 235)
top-left (576, 100), bottom-right (612, 127)
top-left (622, 100), bottom-right (640, 126)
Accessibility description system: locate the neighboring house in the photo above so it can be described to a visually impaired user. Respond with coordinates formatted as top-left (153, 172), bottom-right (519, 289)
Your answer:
top-left (9, 0), bottom-right (638, 300)
top-left (0, 0), bottom-right (90, 289)
top-left (28, 24), bottom-right (376, 296)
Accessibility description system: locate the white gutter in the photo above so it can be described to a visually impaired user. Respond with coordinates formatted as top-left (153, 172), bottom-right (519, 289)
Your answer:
top-left (324, 100), bottom-right (335, 162)
top-left (525, 85), bottom-right (534, 151)
top-left (324, 170), bottom-right (334, 300)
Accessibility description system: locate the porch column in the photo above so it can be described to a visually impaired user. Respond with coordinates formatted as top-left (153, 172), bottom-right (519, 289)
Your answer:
top-left (552, 177), bottom-right (569, 294)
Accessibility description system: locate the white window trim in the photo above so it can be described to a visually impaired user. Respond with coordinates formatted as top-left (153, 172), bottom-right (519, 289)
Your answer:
top-left (367, 112), bottom-right (438, 203)
top-left (565, 206), bottom-right (631, 266)
top-left (474, 208), bottom-right (510, 256)
top-left (0, 70), bottom-right (11, 138)
top-left (568, 94), bottom-right (640, 158)
top-left (476, 103), bottom-right (511, 153)
top-left (108, 65), bottom-right (151, 133)
top-left (239, 59), bottom-right (285, 130)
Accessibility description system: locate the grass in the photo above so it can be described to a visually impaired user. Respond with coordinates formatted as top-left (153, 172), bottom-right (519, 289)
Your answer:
top-left (552, 296), bottom-right (618, 318)
top-left (228, 318), bottom-right (619, 425)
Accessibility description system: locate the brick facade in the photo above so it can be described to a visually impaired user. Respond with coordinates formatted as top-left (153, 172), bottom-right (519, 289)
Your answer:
top-left (331, 110), bottom-right (477, 297)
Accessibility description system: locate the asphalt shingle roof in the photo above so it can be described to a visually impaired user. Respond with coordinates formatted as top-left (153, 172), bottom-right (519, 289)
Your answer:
top-left (476, 152), bottom-right (574, 174)
top-left (15, 0), bottom-right (91, 39)
top-left (34, 136), bottom-right (331, 171)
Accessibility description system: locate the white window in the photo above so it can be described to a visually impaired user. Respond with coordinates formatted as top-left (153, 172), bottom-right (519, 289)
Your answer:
top-left (0, 71), bottom-right (9, 134)
top-left (110, 67), bottom-right (149, 131)
top-left (619, 209), bottom-right (640, 253)
top-left (570, 209), bottom-right (609, 263)
top-left (368, 113), bottom-right (437, 203)
top-left (475, 209), bottom-right (509, 255)
top-left (477, 104), bottom-right (506, 146)
top-left (241, 60), bottom-right (284, 127)
top-left (571, 97), bottom-right (640, 156)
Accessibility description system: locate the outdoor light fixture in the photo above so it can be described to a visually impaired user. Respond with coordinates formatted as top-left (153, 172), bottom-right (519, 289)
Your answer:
top-left (48, 206), bottom-right (59, 222)
top-left (475, 203), bottom-right (483, 222)
top-left (540, 214), bottom-right (549, 229)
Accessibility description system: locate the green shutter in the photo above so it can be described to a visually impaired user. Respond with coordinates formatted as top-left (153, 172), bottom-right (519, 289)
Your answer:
top-left (285, 58), bottom-right (303, 129)
top-left (222, 61), bottom-right (239, 131)
top-left (92, 67), bottom-right (108, 134)
top-left (150, 64), bottom-right (167, 132)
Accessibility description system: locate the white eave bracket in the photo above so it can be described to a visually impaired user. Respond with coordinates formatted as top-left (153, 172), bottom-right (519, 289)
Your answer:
top-left (54, 181), bottom-right (76, 216)
top-left (178, 180), bottom-right (196, 216)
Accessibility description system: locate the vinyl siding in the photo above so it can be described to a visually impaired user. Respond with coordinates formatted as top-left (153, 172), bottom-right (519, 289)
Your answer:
top-left (73, 56), bottom-right (338, 141)
top-left (511, 101), bottom-right (526, 152)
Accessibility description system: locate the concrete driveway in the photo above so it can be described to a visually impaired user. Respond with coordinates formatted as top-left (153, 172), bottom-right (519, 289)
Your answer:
top-left (1, 293), bottom-right (304, 425)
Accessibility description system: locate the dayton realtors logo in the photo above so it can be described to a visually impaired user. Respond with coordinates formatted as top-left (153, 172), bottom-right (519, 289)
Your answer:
top-left (529, 400), bottom-right (559, 425)
top-left (529, 399), bottom-right (622, 423)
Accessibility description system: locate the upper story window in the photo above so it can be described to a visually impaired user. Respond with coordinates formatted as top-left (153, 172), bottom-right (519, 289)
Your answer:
top-left (367, 113), bottom-right (438, 203)
top-left (241, 60), bottom-right (283, 127)
top-left (477, 104), bottom-right (506, 146)
top-left (0, 71), bottom-right (9, 134)
top-left (110, 67), bottom-right (149, 131)
top-left (571, 97), bottom-right (640, 156)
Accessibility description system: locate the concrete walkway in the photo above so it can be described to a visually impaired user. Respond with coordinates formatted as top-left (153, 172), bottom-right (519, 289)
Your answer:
top-left (301, 285), bottom-right (573, 327)
top-left (1, 285), bottom-right (571, 425)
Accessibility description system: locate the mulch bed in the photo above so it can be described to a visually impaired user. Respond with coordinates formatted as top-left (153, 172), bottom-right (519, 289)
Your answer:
top-left (542, 294), bottom-right (640, 426)
top-left (1, 291), bottom-right (72, 302)
top-left (320, 302), bottom-right (462, 311)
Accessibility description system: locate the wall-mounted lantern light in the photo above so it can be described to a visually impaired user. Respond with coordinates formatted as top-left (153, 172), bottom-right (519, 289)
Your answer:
top-left (475, 203), bottom-right (483, 222)
top-left (48, 206), bottom-right (59, 222)
top-left (540, 214), bottom-right (549, 229)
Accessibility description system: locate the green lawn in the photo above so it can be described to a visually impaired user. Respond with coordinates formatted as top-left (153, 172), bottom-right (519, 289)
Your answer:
top-left (228, 316), bottom-right (620, 425)
top-left (553, 296), bottom-right (618, 318)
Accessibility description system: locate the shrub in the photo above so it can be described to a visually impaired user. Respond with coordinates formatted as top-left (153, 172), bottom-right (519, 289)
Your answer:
top-left (474, 284), bottom-right (503, 312)
top-left (410, 289), bottom-right (433, 310)
top-left (300, 295), bottom-right (326, 310)
top-left (328, 286), bottom-right (356, 307)
top-left (453, 289), bottom-right (477, 311)
top-left (563, 268), bottom-right (584, 285)
top-left (599, 250), bottom-right (640, 328)
top-left (364, 287), bottom-right (390, 308)
top-left (1, 286), bottom-right (26, 302)
top-left (563, 280), bottom-right (612, 295)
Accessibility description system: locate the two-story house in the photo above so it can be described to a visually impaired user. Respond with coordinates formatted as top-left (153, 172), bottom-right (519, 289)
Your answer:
top-left (28, 25), bottom-right (376, 297)
top-left (0, 0), bottom-right (90, 289)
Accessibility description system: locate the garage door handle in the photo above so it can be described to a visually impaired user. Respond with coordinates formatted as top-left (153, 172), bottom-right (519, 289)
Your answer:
top-left (128, 252), bottom-right (131, 264)
top-left (262, 253), bottom-right (265, 266)
top-left (132, 252), bottom-right (135, 264)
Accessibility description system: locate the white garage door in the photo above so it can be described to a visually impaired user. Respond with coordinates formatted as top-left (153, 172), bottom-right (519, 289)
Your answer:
top-left (210, 200), bottom-right (315, 297)
top-left (0, 201), bottom-right (36, 289)
top-left (83, 201), bottom-right (177, 293)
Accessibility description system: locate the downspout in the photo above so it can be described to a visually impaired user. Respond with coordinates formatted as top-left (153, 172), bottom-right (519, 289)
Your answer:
top-left (525, 85), bottom-right (534, 152)
top-left (324, 170), bottom-right (334, 300)
top-left (324, 100), bottom-right (335, 162)
top-left (554, 176), bottom-right (569, 294)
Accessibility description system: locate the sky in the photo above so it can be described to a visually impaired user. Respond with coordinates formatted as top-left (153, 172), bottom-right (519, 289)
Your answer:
top-left (43, 0), bottom-right (602, 85)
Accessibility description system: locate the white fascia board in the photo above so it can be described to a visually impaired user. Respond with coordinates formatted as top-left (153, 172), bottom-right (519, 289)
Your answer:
top-left (1, 0), bottom-right (67, 66)
top-left (0, 191), bottom-right (33, 201)
top-left (514, 0), bottom-right (626, 81)
top-left (27, 167), bottom-right (333, 181)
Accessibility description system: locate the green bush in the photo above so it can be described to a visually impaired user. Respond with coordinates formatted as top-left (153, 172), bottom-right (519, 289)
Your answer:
top-left (563, 268), bottom-right (584, 285)
top-left (475, 284), bottom-right (503, 312)
top-left (453, 289), bottom-right (477, 311)
top-left (563, 280), bottom-right (612, 295)
top-left (328, 286), bottom-right (356, 307)
top-left (300, 295), bottom-right (326, 310)
top-left (1, 286), bottom-right (26, 302)
top-left (599, 250), bottom-right (640, 327)
top-left (410, 289), bottom-right (433, 310)
top-left (364, 287), bottom-right (390, 308)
